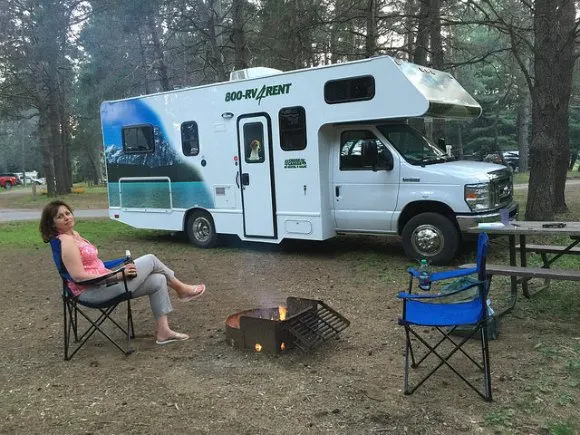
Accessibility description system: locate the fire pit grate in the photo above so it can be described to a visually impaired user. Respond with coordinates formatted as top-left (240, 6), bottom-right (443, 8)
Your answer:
top-left (285, 298), bottom-right (350, 351)
top-left (225, 296), bottom-right (350, 354)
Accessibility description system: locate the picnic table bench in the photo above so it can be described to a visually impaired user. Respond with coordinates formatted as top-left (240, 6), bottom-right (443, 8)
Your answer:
top-left (467, 221), bottom-right (580, 315)
top-left (460, 262), bottom-right (580, 316)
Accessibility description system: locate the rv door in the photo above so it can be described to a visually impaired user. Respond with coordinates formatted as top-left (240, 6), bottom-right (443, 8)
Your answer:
top-left (237, 115), bottom-right (276, 238)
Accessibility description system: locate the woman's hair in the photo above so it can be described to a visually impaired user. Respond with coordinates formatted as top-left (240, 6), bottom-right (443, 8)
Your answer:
top-left (39, 200), bottom-right (73, 243)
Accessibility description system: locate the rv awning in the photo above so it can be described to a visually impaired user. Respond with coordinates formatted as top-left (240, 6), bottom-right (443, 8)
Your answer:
top-left (394, 60), bottom-right (482, 119)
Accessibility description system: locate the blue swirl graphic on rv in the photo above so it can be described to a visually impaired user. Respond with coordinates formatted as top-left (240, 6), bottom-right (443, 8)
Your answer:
top-left (100, 99), bottom-right (213, 208)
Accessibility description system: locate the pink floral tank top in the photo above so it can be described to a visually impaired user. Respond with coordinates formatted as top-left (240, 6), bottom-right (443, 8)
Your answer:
top-left (62, 235), bottom-right (109, 297)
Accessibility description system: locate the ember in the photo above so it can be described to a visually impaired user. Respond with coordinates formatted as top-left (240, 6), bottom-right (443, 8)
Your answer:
top-left (225, 297), bottom-right (350, 354)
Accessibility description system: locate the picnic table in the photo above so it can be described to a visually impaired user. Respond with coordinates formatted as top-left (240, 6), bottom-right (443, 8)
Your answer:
top-left (465, 221), bottom-right (580, 315)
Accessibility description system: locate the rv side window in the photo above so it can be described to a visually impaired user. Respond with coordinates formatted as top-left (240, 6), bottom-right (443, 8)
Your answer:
top-left (122, 125), bottom-right (155, 153)
top-left (340, 130), bottom-right (388, 170)
top-left (279, 106), bottom-right (306, 151)
top-left (324, 76), bottom-right (375, 104)
top-left (181, 121), bottom-right (199, 156)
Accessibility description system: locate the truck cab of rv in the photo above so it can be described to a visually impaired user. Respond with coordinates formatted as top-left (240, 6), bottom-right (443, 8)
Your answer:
top-left (329, 121), bottom-right (516, 264)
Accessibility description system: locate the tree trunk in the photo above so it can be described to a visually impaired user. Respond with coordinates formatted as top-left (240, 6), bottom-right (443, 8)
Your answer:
top-left (364, 0), bottom-right (377, 58)
top-left (516, 71), bottom-right (531, 172)
top-left (232, 0), bottom-right (249, 70)
top-left (413, 0), bottom-right (429, 65)
top-left (429, 0), bottom-right (445, 144)
top-left (146, 14), bottom-right (171, 92)
top-left (526, 0), bottom-right (575, 220)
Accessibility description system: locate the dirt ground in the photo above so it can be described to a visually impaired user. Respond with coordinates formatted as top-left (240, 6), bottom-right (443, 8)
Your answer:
top-left (1, 231), bottom-right (579, 434)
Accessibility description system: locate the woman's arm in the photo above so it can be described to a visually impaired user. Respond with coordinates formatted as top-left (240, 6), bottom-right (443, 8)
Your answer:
top-left (60, 234), bottom-right (121, 283)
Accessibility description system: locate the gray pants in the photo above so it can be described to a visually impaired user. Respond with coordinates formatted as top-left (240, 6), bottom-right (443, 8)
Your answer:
top-left (78, 254), bottom-right (174, 319)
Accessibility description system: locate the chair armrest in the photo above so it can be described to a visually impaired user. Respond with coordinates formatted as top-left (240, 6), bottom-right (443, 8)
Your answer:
top-left (407, 267), bottom-right (477, 282)
top-left (104, 257), bottom-right (125, 269)
top-left (73, 266), bottom-right (127, 286)
top-left (398, 281), bottom-right (485, 300)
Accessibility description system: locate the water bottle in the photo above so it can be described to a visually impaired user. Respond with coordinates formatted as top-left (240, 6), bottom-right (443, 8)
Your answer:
top-left (125, 250), bottom-right (137, 277)
top-left (418, 259), bottom-right (431, 291)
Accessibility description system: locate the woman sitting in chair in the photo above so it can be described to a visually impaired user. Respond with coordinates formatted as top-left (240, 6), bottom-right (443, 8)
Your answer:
top-left (40, 200), bottom-right (205, 345)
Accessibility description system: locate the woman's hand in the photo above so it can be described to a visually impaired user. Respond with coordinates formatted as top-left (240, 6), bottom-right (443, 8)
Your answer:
top-left (125, 263), bottom-right (137, 279)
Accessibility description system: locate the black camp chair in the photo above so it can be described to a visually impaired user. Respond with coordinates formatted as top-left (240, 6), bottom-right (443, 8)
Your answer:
top-left (397, 232), bottom-right (492, 401)
top-left (49, 238), bottom-right (135, 360)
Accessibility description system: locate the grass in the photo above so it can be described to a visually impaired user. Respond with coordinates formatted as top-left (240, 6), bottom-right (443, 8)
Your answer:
top-left (0, 219), bottom-right (164, 249)
top-left (0, 183), bottom-right (108, 210)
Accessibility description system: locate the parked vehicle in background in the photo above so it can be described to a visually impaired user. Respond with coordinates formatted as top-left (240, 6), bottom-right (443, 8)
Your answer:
top-left (502, 151), bottom-right (519, 172)
top-left (0, 174), bottom-right (18, 189)
top-left (25, 176), bottom-right (45, 185)
top-left (483, 152), bottom-right (507, 166)
top-left (0, 173), bottom-right (22, 185)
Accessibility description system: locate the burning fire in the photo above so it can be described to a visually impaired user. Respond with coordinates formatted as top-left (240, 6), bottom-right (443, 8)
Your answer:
top-left (279, 305), bottom-right (287, 321)
top-left (280, 342), bottom-right (286, 351)
top-left (254, 343), bottom-right (262, 352)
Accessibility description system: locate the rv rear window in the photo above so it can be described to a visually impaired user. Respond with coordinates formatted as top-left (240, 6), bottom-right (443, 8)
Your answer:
top-left (324, 76), bottom-right (375, 104)
top-left (122, 125), bottom-right (155, 153)
top-left (279, 106), bottom-right (306, 151)
top-left (181, 121), bottom-right (199, 156)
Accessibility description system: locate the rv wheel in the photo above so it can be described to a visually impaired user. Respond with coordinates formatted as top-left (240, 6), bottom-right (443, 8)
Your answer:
top-left (186, 211), bottom-right (217, 248)
top-left (401, 212), bottom-right (459, 266)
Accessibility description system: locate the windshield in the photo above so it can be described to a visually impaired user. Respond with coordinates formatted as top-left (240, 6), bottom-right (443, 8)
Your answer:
top-left (376, 123), bottom-right (448, 165)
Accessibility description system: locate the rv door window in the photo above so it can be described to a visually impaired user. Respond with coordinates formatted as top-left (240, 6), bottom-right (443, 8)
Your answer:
top-left (244, 123), bottom-right (265, 163)
top-left (279, 106), bottom-right (306, 151)
top-left (122, 125), bottom-right (155, 153)
top-left (181, 121), bottom-right (200, 156)
top-left (324, 76), bottom-right (375, 104)
top-left (340, 130), bottom-right (388, 170)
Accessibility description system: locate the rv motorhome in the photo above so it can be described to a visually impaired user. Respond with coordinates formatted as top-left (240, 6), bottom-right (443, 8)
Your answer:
top-left (100, 55), bottom-right (517, 265)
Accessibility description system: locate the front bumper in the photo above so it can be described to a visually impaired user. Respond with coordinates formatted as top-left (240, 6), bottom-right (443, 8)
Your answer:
top-left (456, 201), bottom-right (519, 232)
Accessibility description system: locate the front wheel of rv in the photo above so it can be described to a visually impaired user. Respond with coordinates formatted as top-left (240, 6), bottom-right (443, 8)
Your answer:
top-left (186, 211), bottom-right (217, 248)
top-left (401, 212), bottom-right (459, 266)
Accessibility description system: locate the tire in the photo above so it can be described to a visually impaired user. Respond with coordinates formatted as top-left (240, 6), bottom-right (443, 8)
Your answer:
top-left (401, 212), bottom-right (459, 266)
top-left (185, 211), bottom-right (217, 248)
top-left (4, 181), bottom-right (12, 190)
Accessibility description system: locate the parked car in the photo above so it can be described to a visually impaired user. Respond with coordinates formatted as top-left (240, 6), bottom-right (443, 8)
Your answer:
top-left (483, 152), bottom-right (511, 170)
top-left (0, 174), bottom-right (18, 189)
top-left (502, 151), bottom-right (519, 172)
top-left (25, 175), bottom-right (45, 185)
top-left (0, 173), bottom-right (23, 185)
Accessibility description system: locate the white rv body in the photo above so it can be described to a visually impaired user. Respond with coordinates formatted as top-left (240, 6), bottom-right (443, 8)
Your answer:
top-left (100, 55), bottom-right (517, 264)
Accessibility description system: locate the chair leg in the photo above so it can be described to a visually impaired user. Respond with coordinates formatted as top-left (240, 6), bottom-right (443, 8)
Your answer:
top-left (404, 323), bottom-right (492, 400)
top-left (480, 325), bottom-right (493, 402)
top-left (63, 297), bottom-right (70, 361)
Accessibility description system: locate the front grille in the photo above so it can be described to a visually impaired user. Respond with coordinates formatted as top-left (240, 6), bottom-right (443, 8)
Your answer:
top-left (489, 169), bottom-right (513, 208)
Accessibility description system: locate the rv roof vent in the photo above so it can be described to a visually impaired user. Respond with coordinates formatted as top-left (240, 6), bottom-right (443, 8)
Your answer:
top-left (229, 67), bottom-right (283, 81)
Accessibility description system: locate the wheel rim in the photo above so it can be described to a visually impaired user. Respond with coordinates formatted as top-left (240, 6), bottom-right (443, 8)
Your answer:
top-left (410, 224), bottom-right (444, 257)
top-left (193, 216), bottom-right (212, 243)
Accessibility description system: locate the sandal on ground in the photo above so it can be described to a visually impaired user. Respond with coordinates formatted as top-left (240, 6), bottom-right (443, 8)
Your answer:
top-left (179, 284), bottom-right (206, 302)
top-left (155, 332), bottom-right (189, 345)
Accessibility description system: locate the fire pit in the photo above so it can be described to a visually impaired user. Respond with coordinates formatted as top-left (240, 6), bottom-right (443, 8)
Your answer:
top-left (225, 297), bottom-right (350, 354)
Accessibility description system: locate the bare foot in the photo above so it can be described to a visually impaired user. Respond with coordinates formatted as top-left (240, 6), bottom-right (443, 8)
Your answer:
top-left (179, 284), bottom-right (206, 302)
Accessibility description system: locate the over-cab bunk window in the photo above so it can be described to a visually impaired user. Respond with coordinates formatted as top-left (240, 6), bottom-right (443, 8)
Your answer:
top-left (279, 106), bottom-right (306, 151)
top-left (122, 125), bottom-right (155, 153)
top-left (181, 121), bottom-right (200, 156)
top-left (324, 76), bottom-right (375, 104)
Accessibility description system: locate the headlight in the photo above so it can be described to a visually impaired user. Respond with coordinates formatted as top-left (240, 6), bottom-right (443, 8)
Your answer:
top-left (465, 183), bottom-right (492, 211)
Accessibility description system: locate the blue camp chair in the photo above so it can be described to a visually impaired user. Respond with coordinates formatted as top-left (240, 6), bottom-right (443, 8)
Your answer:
top-left (398, 232), bottom-right (492, 401)
top-left (49, 238), bottom-right (135, 360)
